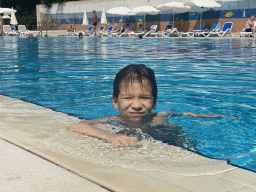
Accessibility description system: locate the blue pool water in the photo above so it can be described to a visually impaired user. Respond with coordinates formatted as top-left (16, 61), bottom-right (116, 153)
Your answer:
top-left (0, 36), bottom-right (255, 172)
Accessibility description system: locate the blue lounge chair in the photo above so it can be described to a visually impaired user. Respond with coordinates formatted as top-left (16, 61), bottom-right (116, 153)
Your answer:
top-left (102, 26), bottom-right (114, 36)
top-left (191, 23), bottom-right (207, 37)
top-left (84, 26), bottom-right (94, 36)
top-left (135, 25), bottom-right (147, 36)
top-left (194, 22), bottom-right (221, 37)
top-left (164, 25), bottom-right (179, 37)
top-left (75, 26), bottom-right (93, 36)
top-left (204, 22), bottom-right (221, 37)
top-left (144, 25), bottom-right (157, 37)
top-left (153, 24), bottom-right (173, 37)
top-left (161, 24), bottom-right (173, 35)
top-left (179, 23), bottom-right (206, 37)
top-left (208, 22), bottom-right (233, 37)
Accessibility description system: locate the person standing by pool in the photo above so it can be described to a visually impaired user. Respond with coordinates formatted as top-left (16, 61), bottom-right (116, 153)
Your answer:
top-left (91, 10), bottom-right (97, 36)
top-left (0, 15), bottom-right (4, 35)
top-left (68, 64), bottom-right (241, 146)
top-left (245, 15), bottom-right (255, 37)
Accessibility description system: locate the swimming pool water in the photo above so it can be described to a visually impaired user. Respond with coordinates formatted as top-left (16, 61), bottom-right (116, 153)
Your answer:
top-left (0, 36), bottom-right (255, 172)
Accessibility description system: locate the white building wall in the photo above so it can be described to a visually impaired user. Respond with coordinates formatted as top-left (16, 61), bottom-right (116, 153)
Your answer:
top-left (37, 0), bottom-right (254, 15)
top-left (36, 0), bottom-right (256, 27)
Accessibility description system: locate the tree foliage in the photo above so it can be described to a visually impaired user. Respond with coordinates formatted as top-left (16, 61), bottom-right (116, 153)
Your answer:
top-left (40, 0), bottom-right (68, 8)
top-left (0, 0), bottom-right (78, 29)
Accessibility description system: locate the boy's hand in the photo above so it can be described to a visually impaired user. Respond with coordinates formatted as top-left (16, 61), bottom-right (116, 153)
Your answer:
top-left (108, 134), bottom-right (137, 147)
top-left (67, 121), bottom-right (138, 146)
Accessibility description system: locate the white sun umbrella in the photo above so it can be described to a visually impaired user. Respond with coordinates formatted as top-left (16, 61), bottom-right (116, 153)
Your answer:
top-left (185, 0), bottom-right (221, 29)
top-left (101, 8), bottom-right (107, 24)
top-left (156, 2), bottom-right (190, 27)
top-left (131, 6), bottom-right (160, 29)
top-left (10, 7), bottom-right (18, 25)
top-left (107, 6), bottom-right (133, 15)
top-left (3, 12), bottom-right (11, 19)
top-left (214, 0), bottom-right (239, 2)
top-left (82, 10), bottom-right (89, 25)
top-left (0, 7), bottom-right (17, 15)
top-left (186, 0), bottom-right (221, 7)
top-left (3, 15), bottom-right (11, 19)
top-left (106, 6), bottom-right (134, 25)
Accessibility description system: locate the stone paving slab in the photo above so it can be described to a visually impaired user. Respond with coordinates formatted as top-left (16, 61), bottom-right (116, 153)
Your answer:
top-left (142, 171), bottom-right (256, 192)
top-left (0, 94), bottom-right (256, 192)
top-left (0, 139), bottom-right (108, 192)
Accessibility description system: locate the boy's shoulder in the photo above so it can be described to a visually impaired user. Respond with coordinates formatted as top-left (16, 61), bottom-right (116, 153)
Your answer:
top-left (155, 110), bottom-right (172, 117)
top-left (150, 111), bottom-right (170, 125)
top-left (151, 110), bottom-right (182, 125)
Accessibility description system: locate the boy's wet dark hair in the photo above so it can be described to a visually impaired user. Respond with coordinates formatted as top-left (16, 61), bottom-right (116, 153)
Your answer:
top-left (113, 64), bottom-right (157, 104)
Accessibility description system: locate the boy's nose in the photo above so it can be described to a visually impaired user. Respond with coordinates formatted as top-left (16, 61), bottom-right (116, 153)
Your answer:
top-left (132, 99), bottom-right (142, 110)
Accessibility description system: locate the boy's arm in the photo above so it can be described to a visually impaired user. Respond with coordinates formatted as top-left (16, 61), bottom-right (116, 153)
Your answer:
top-left (158, 110), bottom-right (241, 121)
top-left (67, 117), bottom-right (137, 146)
top-left (183, 112), bottom-right (221, 118)
top-left (183, 112), bottom-right (241, 121)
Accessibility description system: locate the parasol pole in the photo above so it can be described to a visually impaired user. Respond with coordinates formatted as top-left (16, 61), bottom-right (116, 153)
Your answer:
top-left (173, 11), bottom-right (175, 26)
top-left (144, 14), bottom-right (145, 30)
top-left (200, 6), bottom-right (203, 30)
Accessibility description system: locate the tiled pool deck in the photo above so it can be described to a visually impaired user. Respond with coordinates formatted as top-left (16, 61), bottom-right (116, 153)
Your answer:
top-left (1, 94), bottom-right (256, 192)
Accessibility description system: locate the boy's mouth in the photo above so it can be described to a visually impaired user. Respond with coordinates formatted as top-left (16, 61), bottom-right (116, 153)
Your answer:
top-left (130, 112), bottom-right (144, 117)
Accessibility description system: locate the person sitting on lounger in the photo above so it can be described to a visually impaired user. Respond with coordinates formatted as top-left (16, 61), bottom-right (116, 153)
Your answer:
top-left (97, 26), bottom-right (104, 34)
top-left (116, 26), bottom-right (125, 33)
top-left (159, 27), bottom-right (178, 34)
top-left (116, 24), bottom-right (130, 34)
top-left (124, 24), bottom-right (131, 32)
top-left (166, 27), bottom-right (177, 32)
top-left (136, 24), bottom-right (144, 33)
top-left (155, 25), bottom-right (178, 37)
top-left (67, 24), bottom-right (75, 33)
top-left (245, 15), bottom-right (255, 37)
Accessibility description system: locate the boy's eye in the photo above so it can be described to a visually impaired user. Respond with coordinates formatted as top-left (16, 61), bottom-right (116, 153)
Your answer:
top-left (142, 96), bottom-right (151, 100)
top-left (123, 97), bottom-right (132, 100)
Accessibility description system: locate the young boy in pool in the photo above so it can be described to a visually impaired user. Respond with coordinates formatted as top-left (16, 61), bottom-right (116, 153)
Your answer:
top-left (68, 64), bottom-right (241, 146)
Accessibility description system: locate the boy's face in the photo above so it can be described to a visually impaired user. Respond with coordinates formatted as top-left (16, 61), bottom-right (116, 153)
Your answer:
top-left (112, 80), bottom-right (156, 123)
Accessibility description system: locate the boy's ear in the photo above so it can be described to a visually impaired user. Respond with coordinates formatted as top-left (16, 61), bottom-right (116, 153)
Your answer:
top-left (112, 95), bottom-right (119, 110)
top-left (153, 97), bottom-right (157, 110)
